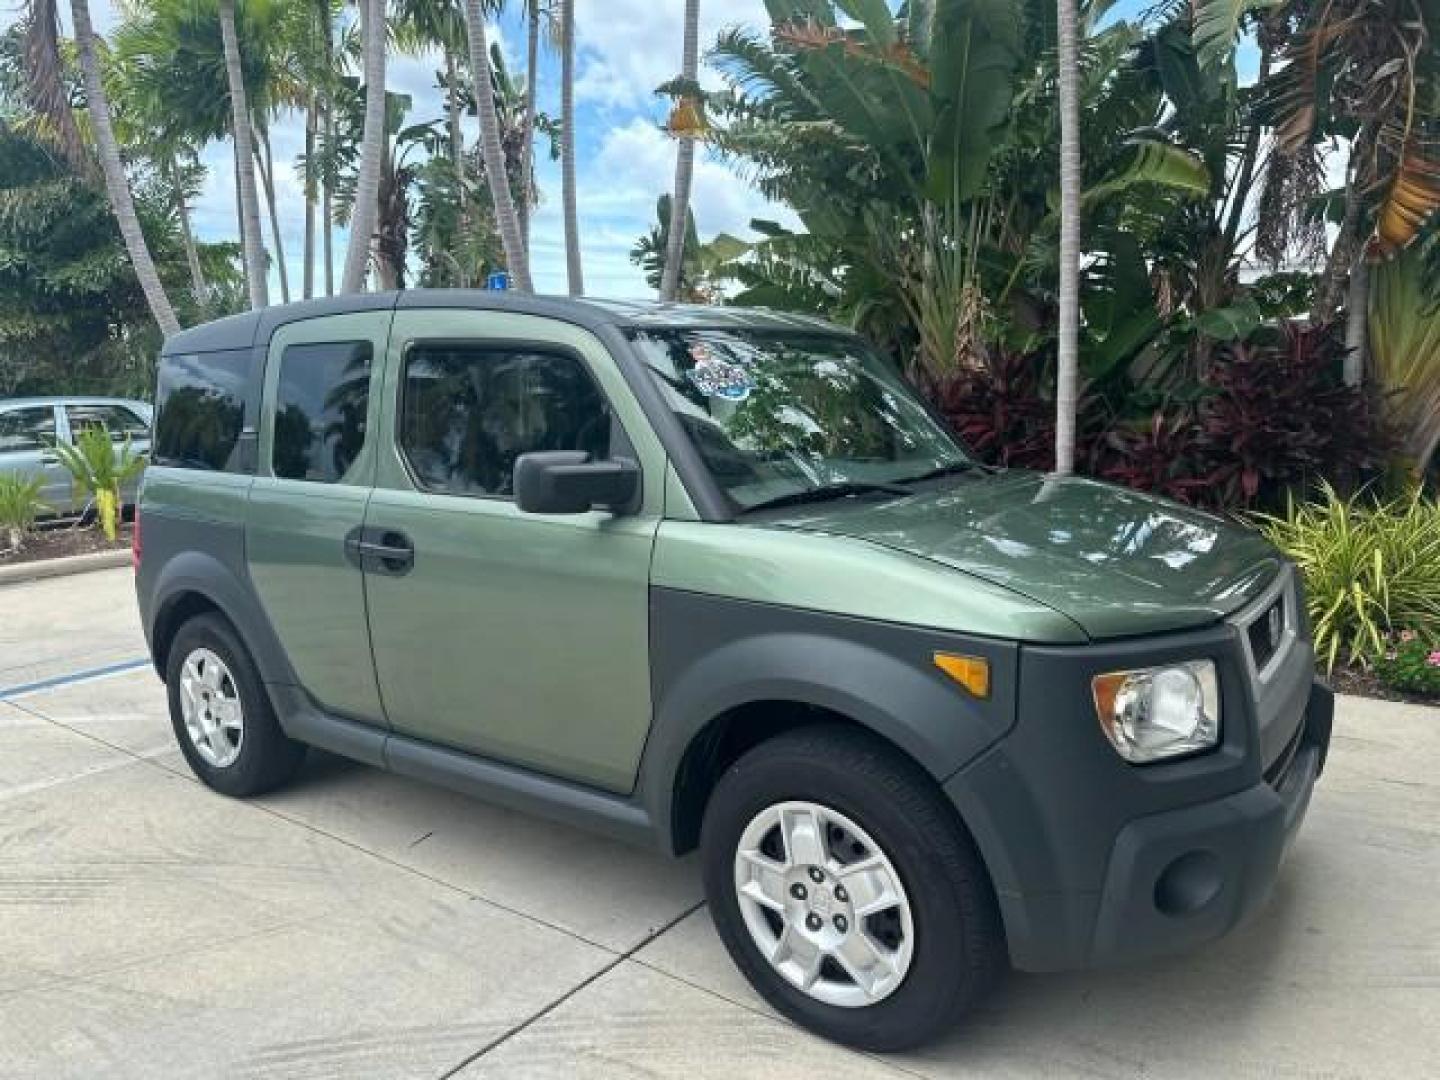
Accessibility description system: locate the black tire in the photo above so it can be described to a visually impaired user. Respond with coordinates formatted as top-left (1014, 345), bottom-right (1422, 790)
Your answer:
top-left (165, 613), bottom-right (305, 797)
top-left (700, 724), bottom-right (1004, 1052)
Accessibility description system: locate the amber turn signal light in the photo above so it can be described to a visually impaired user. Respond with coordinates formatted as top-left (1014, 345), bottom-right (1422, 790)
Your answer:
top-left (933, 652), bottom-right (990, 699)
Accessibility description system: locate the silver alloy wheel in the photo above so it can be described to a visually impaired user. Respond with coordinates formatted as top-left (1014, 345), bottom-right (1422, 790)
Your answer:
top-left (178, 647), bottom-right (244, 768)
top-left (733, 800), bottom-right (915, 1008)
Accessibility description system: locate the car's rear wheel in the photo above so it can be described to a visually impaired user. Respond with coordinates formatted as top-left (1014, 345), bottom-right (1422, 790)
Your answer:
top-left (700, 725), bottom-right (1004, 1051)
top-left (166, 613), bottom-right (304, 796)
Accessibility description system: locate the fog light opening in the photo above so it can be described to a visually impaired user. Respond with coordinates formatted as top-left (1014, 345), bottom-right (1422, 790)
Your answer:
top-left (1153, 850), bottom-right (1224, 917)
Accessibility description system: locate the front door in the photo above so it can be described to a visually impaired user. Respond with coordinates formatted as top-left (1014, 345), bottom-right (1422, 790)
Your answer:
top-left (245, 312), bottom-right (391, 724)
top-left (0, 404), bottom-right (70, 514)
top-left (363, 309), bottom-right (665, 793)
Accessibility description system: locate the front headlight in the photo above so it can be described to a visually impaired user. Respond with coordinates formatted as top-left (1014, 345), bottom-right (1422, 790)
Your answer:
top-left (1091, 660), bottom-right (1220, 764)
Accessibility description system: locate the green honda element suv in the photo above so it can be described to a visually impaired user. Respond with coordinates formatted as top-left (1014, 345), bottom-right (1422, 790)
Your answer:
top-left (135, 293), bottom-right (1331, 1050)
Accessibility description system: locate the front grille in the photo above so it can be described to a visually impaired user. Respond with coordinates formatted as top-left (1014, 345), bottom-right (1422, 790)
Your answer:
top-left (1246, 595), bottom-right (1286, 673)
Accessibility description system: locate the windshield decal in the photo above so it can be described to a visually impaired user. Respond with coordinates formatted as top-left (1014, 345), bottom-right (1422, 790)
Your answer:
top-left (687, 356), bottom-right (755, 402)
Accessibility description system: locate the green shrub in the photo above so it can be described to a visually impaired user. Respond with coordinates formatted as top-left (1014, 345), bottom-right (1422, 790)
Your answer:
top-left (1257, 485), bottom-right (1440, 670)
top-left (1374, 633), bottom-right (1440, 696)
top-left (0, 473), bottom-right (48, 552)
top-left (52, 424), bottom-right (145, 541)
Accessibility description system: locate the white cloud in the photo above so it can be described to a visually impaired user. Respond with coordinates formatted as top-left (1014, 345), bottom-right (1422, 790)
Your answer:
top-left (571, 0), bottom-right (772, 112)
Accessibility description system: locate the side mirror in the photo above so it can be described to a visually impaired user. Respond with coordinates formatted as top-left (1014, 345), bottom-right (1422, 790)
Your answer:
top-left (513, 451), bottom-right (640, 515)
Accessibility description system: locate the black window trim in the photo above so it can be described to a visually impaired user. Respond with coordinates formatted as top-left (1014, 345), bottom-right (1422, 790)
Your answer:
top-left (394, 336), bottom-right (640, 505)
top-left (267, 337), bottom-right (377, 485)
top-left (63, 402), bottom-right (149, 441)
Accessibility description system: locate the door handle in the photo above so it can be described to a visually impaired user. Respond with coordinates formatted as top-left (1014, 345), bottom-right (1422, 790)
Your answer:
top-left (345, 528), bottom-right (414, 575)
top-left (357, 539), bottom-right (413, 565)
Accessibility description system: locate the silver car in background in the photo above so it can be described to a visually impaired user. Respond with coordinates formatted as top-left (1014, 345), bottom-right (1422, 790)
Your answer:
top-left (0, 397), bottom-right (152, 517)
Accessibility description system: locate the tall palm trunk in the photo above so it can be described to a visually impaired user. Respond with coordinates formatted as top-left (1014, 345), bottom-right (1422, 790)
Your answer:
top-left (445, 46), bottom-right (467, 282)
top-left (519, 0), bottom-right (539, 254)
top-left (560, 0), bottom-right (583, 295)
top-left (304, 94), bottom-right (317, 299)
top-left (319, 0), bottom-right (335, 296)
top-left (464, 0), bottom-right (532, 292)
top-left (70, 0), bottom-right (180, 336)
top-left (256, 126), bottom-right (290, 303)
top-left (341, 0), bottom-right (388, 294)
top-left (169, 156), bottom-right (208, 305)
top-left (219, 0), bottom-right (269, 309)
top-left (1052, 0), bottom-right (1081, 475)
top-left (660, 0), bottom-right (699, 302)
top-left (1343, 258), bottom-right (1369, 386)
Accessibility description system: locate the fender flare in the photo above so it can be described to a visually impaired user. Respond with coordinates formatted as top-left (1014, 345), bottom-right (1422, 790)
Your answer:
top-left (636, 629), bottom-right (1017, 855)
top-left (148, 549), bottom-right (297, 687)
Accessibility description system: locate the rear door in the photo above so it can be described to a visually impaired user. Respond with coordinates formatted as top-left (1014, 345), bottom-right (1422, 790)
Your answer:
top-left (0, 404), bottom-right (69, 514)
top-left (244, 313), bottom-right (391, 725)
top-left (362, 309), bottom-right (667, 792)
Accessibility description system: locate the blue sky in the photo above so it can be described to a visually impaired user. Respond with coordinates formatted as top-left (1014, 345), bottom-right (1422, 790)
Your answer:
top-left (67, 0), bottom-right (1261, 300)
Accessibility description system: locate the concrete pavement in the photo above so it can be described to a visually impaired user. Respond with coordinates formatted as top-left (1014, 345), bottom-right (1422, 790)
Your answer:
top-left (1, 567), bottom-right (1437, 1078)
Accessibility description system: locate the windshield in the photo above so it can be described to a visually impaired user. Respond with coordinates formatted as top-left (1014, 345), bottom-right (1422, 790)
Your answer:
top-left (631, 330), bottom-right (970, 511)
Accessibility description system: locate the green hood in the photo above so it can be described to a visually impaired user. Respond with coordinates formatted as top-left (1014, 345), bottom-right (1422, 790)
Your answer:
top-left (767, 471), bottom-right (1282, 639)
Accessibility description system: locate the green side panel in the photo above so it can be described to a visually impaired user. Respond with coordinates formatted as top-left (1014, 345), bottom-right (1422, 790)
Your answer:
top-left (364, 309), bottom-right (663, 793)
top-left (652, 520), bottom-right (1090, 644)
top-left (364, 489), bottom-right (657, 791)
top-left (245, 311), bottom-right (392, 723)
top-left (142, 466), bottom-right (253, 523)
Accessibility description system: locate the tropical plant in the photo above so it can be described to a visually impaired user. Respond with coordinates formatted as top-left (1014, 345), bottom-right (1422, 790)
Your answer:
top-left (0, 473), bottom-right (48, 553)
top-left (1258, 485), bottom-right (1440, 670)
top-left (696, 0), bottom-right (1213, 380)
top-left (0, 119), bottom-right (239, 397)
top-left (1261, 0), bottom-right (1440, 348)
top-left (660, 0), bottom-right (699, 302)
top-left (631, 194), bottom-right (748, 300)
top-left (1369, 247), bottom-right (1440, 474)
top-left (1374, 632), bottom-right (1440, 696)
top-left (52, 424), bottom-right (147, 541)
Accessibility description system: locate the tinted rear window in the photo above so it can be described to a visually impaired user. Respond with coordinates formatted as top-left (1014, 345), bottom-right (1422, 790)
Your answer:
top-left (153, 349), bottom-right (253, 471)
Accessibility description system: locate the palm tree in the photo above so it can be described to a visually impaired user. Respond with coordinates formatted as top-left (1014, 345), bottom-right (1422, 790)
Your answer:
top-left (464, 0), bottom-right (533, 291)
top-left (392, 0), bottom-right (469, 275)
top-left (219, 0), bottom-right (269, 308)
top-left (1052, 0), bottom-right (1081, 475)
top-left (559, 0), bottom-right (582, 294)
top-left (659, 0), bottom-right (698, 303)
top-left (69, 0), bottom-right (181, 336)
top-left (320, 0), bottom-right (336, 295)
top-left (341, 0), bottom-right (388, 293)
top-left (21, 0), bottom-right (90, 176)
top-left (519, 0), bottom-right (541, 253)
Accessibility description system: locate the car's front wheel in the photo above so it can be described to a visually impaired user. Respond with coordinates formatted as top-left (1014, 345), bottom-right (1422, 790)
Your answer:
top-left (700, 725), bottom-right (1004, 1051)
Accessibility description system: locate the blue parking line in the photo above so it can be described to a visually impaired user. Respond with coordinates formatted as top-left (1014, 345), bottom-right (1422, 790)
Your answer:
top-left (0, 657), bottom-right (152, 702)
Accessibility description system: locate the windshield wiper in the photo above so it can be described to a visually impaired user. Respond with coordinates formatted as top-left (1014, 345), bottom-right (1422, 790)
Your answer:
top-left (895, 460), bottom-right (982, 485)
top-left (741, 481), bottom-right (913, 515)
